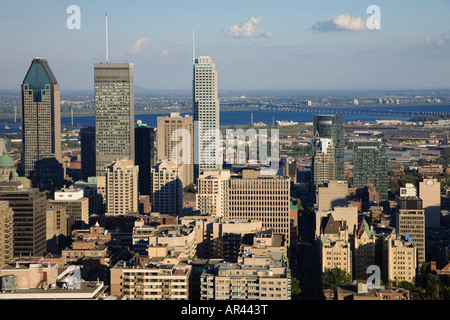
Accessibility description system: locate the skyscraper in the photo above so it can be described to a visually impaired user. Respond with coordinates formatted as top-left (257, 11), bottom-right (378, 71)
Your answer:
top-left (156, 113), bottom-right (193, 188)
top-left (80, 126), bottom-right (96, 180)
top-left (97, 159), bottom-right (139, 216)
top-left (313, 138), bottom-right (336, 186)
top-left (396, 192), bottom-right (426, 268)
top-left (151, 160), bottom-right (183, 216)
top-left (313, 115), bottom-right (344, 183)
top-left (135, 123), bottom-right (155, 196)
top-left (0, 185), bottom-right (47, 257)
top-left (193, 56), bottom-right (221, 182)
top-left (94, 62), bottom-right (134, 176)
top-left (21, 58), bottom-right (62, 186)
top-left (352, 139), bottom-right (388, 203)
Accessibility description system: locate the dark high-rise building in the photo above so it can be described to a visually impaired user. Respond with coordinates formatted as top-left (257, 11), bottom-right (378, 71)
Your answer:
top-left (94, 62), bottom-right (134, 176)
top-left (0, 184), bottom-right (47, 257)
top-left (21, 58), bottom-right (63, 187)
top-left (313, 115), bottom-right (345, 182)
top-left (80, 126), bottom-right (96, 180)
top-left (353, 139), bottom-right (388, 203)
top-left (135, 124), bottom-right (155, 197)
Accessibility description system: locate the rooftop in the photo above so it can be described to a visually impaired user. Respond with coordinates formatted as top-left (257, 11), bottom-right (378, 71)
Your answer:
top-left (0, 281), bottom-right (106, 300)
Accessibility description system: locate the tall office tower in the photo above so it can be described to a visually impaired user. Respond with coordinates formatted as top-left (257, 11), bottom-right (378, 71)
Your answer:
top-left (193, 56), bottom-right (221, 182)
top-left (418, 178), bottom-right (441, 228)
top-left (157, 113), bottom-right (194, 188)
top-left (49, 188), bottom-right (89, 230)
top-left (21, 58), bottom-right (62, 186)
top-left (0, 201), bottom-right (14, 266)
top-left (94, 62), bottom-right (134, 176)
top-left (151, 160), bottom-right (183, 216)
top-left (196, 170), bottom-right (231, 217)
top-left (352, 139), bottom-right (388, 203)
top-left (135, 123), bottom-right (155, 196)
top-left (313, 115), bottom-right (344, 182)
top-left (80, 127), bottom-right (96, 180)
top-left (0, 185), bottom-right (47, 257)
top-left (313, 138), bottom-right (336, 186)
top-left (396, 194), bottom-right (425, 268)
top-left (227, 169), bottom-right (291, 243)
top-left (97, 160), bottom-right (139, 216)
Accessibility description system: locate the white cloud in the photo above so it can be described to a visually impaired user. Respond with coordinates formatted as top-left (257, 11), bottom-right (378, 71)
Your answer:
top-left (159, 48), bottom-right (169, 56)
top-left (223, 17), bottom-right (273, 38)
top-left (129, 37), bottom-right (150, 54)
top-left (424, 32), bottom-right (450, 46)
top-left (312, 14), bottom-right (368, 33)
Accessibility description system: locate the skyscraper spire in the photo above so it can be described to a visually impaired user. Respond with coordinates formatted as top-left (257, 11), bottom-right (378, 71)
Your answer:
top-left (105, 11), bottom-right (109, 63)
top-left (192, 28), bottom-right (195, 64)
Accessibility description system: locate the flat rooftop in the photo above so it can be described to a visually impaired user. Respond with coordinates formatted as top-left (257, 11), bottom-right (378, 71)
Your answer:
top-left (0, 281), bottom-right (107, 300)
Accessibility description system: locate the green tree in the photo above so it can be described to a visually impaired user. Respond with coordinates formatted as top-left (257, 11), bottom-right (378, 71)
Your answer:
top-left (322, 267), bottom-right (352, 291)
top-left (417, 158), bottom-right (428, 166)
top-left (389, 178), bottom-right (400, 194)
top-left (425, 273), bottom-right (440, 300)
top-left (347, 177), bottom-right (353, 187)
top-left (183, 182), bottom-right (196, 193)
top-left (291, 277), bottom-right (301, 299)
top-left (396, 281), bottom-right (421, 293)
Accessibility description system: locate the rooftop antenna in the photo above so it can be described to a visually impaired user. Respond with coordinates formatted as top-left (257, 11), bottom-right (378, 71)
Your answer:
top-left (105, 11), bottom-right (109, 63)
top-left (192, 28), bottom-right (195, 64)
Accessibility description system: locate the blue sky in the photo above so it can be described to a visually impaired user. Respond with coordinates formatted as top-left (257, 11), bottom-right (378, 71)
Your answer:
top-left (1, 0), bottom-right (449, 91)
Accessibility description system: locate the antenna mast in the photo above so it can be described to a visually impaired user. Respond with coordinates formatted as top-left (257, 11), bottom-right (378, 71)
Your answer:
top-left (192, 29), bottom-right (195, 64)
top-left (105, 11), bottom-right (109, 63)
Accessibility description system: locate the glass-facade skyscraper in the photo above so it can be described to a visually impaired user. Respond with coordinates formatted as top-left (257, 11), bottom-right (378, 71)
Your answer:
top-left (193, 56), bottom-right (221, 182)
top-left (313, 115), bottom-right (345, 183)
top-left (135, 124), bottom-right (155, 197)
top-left (353, 139), bottom-right (388, 203)
top-left (94, 62), bottom-right (135, 176)
top-left (80, 126), bottom-right (96, 180)
top-left (21, 58), bottom-right (63, 187)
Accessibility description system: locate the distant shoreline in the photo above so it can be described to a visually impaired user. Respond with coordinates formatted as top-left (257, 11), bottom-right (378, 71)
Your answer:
top-left (1, 103), bottom-right (448, 120)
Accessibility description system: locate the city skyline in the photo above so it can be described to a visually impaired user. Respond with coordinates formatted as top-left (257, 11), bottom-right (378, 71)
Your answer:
top-left (1, 0), bottom-right (450, 304)
top-left (1, 1), bottom-right (450, 91)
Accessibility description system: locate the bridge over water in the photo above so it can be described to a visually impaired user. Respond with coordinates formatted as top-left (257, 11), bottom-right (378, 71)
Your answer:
top-left (260, 105), bottom-right (450, 117)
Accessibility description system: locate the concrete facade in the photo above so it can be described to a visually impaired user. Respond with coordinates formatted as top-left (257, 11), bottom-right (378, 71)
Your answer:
top-left (157, 113), bottom-right (194, 188)
top-left (196, 170), bottom-right (230, 217)
top-left (0, 201), bottom-right (13, 267)
top-left (151, 160), bottom-right (183, 216)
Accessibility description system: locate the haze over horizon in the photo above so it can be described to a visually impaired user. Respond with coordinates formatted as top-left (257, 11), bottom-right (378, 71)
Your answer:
top-left (1, 0), bottom-right (450, 91)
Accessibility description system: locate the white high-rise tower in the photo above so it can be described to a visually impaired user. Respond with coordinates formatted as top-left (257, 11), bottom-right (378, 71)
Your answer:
top-left (193, 56), bottom-right (221, 181)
